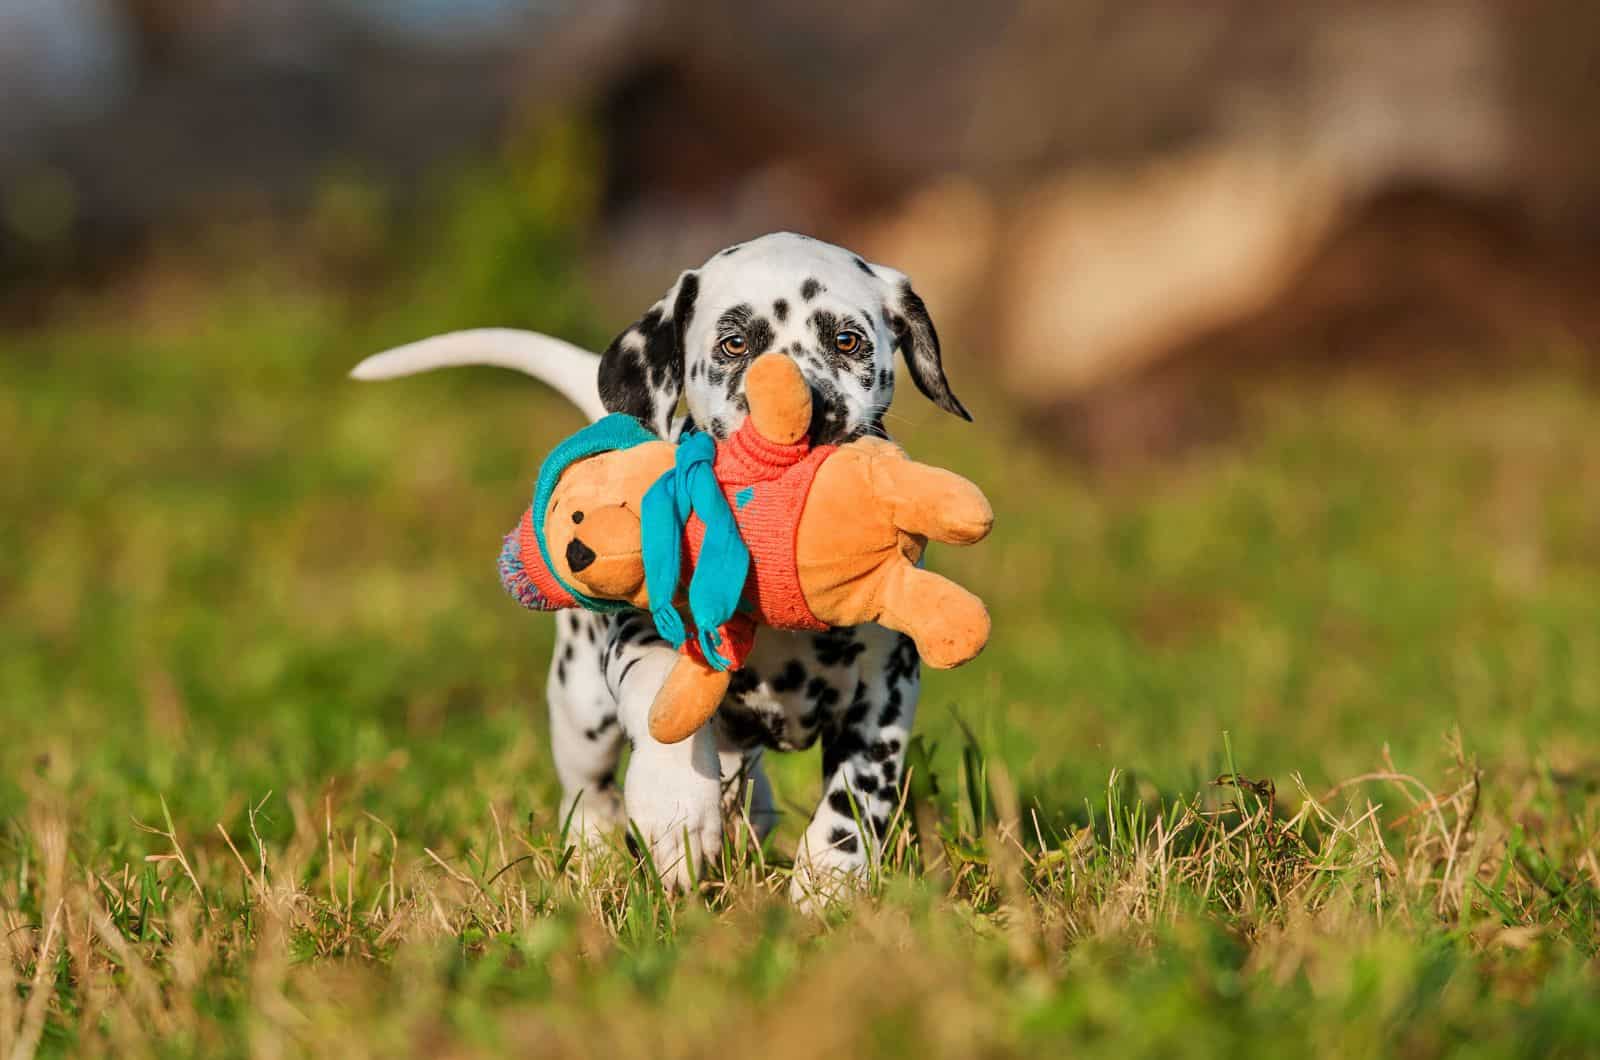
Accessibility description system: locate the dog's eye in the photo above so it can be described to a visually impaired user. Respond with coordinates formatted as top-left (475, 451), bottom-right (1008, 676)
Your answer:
top-left (719, 335), bottom-right (748, 357)
top-left (834, 331), bottom-right (862, 354)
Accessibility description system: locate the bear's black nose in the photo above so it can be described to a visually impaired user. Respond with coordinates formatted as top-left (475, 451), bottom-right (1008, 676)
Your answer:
top-left (565, 538), bottom-right (596, 574)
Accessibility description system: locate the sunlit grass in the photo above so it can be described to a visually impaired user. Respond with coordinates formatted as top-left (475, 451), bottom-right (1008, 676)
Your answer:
top-left (2, 251), bottom-right (1599, 1055)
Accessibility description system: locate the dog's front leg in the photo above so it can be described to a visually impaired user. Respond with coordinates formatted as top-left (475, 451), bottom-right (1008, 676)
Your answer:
top-left (546, 612), bottom-right (626, 842)
top-left (791, 626), bottom-right (921, 910)
top-left (605, 617), bottom-right (724, 891)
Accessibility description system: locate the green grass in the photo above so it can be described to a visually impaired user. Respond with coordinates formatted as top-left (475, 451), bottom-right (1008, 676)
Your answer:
top-left (2, 228), bottom-right (1600, 1055)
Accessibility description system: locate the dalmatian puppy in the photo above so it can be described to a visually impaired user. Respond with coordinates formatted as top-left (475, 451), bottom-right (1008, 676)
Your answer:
top-left (354, 232), bottom-right (971, 905)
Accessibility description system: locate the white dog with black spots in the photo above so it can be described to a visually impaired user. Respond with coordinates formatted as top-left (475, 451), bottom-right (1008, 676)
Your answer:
top-left (354, 232), bottom-right (973, 906)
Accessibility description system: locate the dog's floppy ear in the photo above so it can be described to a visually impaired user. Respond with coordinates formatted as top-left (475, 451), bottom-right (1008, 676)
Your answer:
top-left (597, 269), bottom-right (700, 436)
top-left (870, 265), bottom-right (971, 422)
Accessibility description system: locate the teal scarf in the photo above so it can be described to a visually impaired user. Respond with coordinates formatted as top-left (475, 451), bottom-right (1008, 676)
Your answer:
top-left (640, 431), bottom-right (750, 669)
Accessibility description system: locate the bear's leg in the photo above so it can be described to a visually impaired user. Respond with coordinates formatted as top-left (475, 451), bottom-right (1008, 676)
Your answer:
top-left (873, 560), bottom-right (991, 670)
top-left (871, 458), bottom-right (994, 546)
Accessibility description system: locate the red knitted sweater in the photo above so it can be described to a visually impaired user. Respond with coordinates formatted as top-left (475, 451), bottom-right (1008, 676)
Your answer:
top-left (679, 420), bottom-right (837, 667)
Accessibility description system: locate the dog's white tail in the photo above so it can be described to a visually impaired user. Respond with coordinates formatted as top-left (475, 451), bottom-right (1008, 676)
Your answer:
top-left (349, 328), bottom-right (607, 423)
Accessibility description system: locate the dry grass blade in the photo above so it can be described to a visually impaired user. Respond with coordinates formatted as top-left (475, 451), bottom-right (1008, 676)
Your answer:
top-left (8, 901), bottom-right (62, 1060)
top-left (132, 797), bottom-right (211, 920)
top-left (0, 920), bottom-right (15, 1060)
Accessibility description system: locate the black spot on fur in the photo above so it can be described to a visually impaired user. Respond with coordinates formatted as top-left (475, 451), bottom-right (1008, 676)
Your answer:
top-left (772, 660), bottom-right (807, 693)
top-left (797, 703), bottom-right (822, 733)
top-left (747, 315), bottom-right (775, 356)
top-left (828, 789), bottom-right (856, 817)
top-left (878, 685), bottom-right (903, 727)
top-left (641, 313), bottom-right (677, 392)
top-left (597, 271), bottom-right (698, 429)
top-left (674, 273), bottom-right (699, 337)
top-left (813, 629), bottom-right (866, 667)
top-left (583, 715), bottom-right (618, 741)
top-left (772, 299), bottom-right (789, 322)
top-left (717, 703), bottom-right (773, 747)
top-left (887, 634), bottom-right (919, 682)
top-left (597, 346), bottom-right (652, 423)
top-left (801, 277), bottom-right (823, 301)
top-left (805, 676), bottom-right (842, 710)
top-left (810, 309), bottom-right (837, 341)
top-left (853, 255), bottom-right (874, 276)
top-left (806, 376), bottom-right (850, 445)
top-left (827, 827), bottom-right (860, 854)
top-left (822, 728), bottom-right (868, 781)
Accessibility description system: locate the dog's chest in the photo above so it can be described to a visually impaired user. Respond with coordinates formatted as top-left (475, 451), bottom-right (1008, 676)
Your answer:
top-left (712, 629), bottom-right (866, 751)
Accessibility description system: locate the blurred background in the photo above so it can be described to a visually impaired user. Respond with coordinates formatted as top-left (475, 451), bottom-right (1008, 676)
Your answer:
top-left (7, 0), bottom-right (1600, 448)
top-left (6, 7), bottom-right (1600, 1052)
top-left (3, 0), bottom-right (1599, 826)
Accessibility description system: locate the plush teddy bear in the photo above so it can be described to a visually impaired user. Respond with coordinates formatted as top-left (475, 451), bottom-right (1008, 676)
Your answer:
top-left (500, 353), bottom-right (993, 744)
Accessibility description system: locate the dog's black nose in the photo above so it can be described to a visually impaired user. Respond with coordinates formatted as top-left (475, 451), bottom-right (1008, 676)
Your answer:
top-left (565, 538), bottom-right (596, 573)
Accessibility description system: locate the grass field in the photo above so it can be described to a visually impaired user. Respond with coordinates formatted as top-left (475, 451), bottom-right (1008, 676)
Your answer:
top-left (3, 224), bottom-right (1600, 1056)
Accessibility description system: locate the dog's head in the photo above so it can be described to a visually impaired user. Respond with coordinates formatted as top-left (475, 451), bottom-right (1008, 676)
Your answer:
top-left (597, 233), bottom-right (970, 444)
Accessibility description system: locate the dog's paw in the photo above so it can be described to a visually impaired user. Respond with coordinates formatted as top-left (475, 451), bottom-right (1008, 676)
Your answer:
top-left (624, 744), bottom-right (724, 892)
top-left (789, 822), bottom-right (871, 912)
top-left (630, 800), bottom-right (724, 892)
top-left (560, 786), bottom-right (627, 847)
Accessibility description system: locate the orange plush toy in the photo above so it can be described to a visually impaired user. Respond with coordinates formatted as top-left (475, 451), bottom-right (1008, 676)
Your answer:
top-left (500, 353), bottom-right (993, 744)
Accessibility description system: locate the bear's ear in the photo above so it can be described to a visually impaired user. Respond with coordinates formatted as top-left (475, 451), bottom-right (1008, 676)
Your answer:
top-left (866, 263), bottom-right (971, 422)
top-left (597, 269), bottom-right (700, 437)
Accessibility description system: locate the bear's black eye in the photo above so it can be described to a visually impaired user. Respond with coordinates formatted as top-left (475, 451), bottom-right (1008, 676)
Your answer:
top-left (571, 511), bottom-right (584, 524)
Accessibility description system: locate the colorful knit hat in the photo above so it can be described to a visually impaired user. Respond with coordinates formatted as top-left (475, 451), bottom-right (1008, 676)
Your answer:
top-left (499, 412), bottom-right (657, 613)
